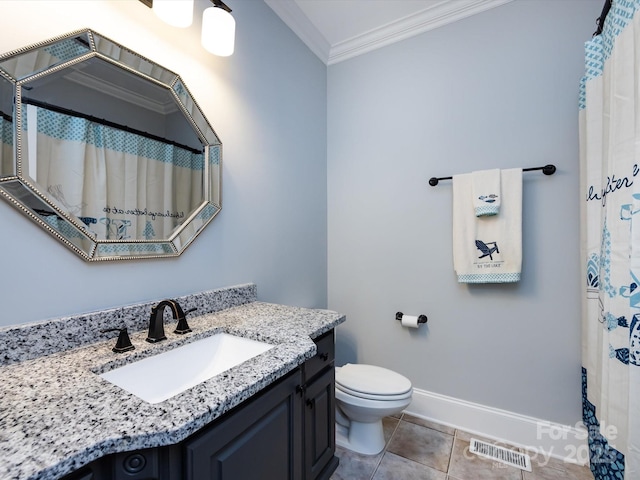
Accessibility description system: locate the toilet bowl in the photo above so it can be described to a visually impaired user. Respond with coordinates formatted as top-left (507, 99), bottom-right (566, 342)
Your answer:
top-left (335, 363), bottom-right (412, 455)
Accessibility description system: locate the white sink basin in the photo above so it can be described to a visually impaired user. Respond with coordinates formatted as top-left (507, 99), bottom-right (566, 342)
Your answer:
top-left (99, 333), bottom-right (274, 404)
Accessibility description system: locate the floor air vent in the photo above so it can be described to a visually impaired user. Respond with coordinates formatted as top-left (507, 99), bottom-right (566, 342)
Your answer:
top-left (469, 438), bottom-right (532, 472)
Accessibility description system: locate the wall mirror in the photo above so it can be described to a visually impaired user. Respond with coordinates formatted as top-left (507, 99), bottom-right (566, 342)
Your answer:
top-left (0, 29), bottom-right (221, 261)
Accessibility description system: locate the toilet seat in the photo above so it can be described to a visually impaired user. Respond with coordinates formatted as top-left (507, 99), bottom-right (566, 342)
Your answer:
top-left (336, 383), bottom-right (413, 401)
top-left (336, 364), bottom-right (412, 401)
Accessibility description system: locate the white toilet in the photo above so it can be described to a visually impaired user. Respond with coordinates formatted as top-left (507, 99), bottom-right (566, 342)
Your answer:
top-left (334, 363), bottom-right (413, 455)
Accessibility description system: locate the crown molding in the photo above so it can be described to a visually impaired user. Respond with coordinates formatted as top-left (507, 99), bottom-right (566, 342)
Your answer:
top-left (264, 0), bottom-right (331, 64)
top-left (328, 0), bottom-right (514, 65)
top-left (265, 0), bottom-right (514, 65)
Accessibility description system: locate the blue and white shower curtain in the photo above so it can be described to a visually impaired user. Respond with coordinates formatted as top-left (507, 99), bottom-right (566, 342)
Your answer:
top-left (23, 105), bottom-right (204, 241)
top-left (579, 1), bottom-right (640, 478)
top-left (0, 115), bottom-right (11, 174)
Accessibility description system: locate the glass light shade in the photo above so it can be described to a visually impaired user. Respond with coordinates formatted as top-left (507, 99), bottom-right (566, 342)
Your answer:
top-left (153, 0), bottom-right (194, 28)
top-left (202, 7), bottom-right (236, 56)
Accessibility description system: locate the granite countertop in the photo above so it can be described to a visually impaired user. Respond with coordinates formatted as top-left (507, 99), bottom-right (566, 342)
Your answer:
top-left (0, 295), bottom-right (345, 480)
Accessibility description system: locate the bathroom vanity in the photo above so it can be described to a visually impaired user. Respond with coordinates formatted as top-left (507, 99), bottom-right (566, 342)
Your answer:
top-left (0, 31), bottom-right (342, 480)
top-left (0, 284), bottom-right (344, 480)
top-left (63, 331), bottom-right (337, 480)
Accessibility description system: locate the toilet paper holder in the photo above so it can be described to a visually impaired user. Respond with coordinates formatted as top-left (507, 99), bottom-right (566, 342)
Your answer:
top-left (395, 312), bottom-right (428, 324)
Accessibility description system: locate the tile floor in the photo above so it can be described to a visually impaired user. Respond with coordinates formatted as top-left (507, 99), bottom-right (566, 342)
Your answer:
top-left (330, 413), bottom-right (594, 480)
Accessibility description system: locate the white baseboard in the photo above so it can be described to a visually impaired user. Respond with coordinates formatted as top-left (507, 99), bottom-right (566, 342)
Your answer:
top-left (405, 388), bottom-right (589, 466)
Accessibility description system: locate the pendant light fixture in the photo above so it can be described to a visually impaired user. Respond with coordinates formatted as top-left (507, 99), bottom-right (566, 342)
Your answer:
top-left (152, 0), bottom-right (194, 28)
top-left (139, 0), bottom-right (235, 56)
top-left (202, 0), bottom-right (235, 57)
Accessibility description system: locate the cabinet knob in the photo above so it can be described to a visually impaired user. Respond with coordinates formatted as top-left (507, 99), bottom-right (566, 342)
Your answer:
top-left (296, 385), bottom-right (305, 396)
top-left (319, 352), bottom-right (329, 361)
top-left (123, 453), bottom-right (146, 474)
top-left (306, 399), bottom-right (314, 409)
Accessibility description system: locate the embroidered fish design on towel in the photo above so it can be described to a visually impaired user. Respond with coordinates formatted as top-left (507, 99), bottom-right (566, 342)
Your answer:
top-left (472, 168), bottom-right (501, 216)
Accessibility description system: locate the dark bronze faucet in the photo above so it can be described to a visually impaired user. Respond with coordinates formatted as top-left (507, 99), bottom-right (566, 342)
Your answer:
top-left (101, 327), bottom-right (135, 353)
top-left (146, 299), bottom-right (196, 343)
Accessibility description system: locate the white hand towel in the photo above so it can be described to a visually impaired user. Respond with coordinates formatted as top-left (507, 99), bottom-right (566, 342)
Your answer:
top-left (472, 168), bottom-right (501, 216)
top-left (452, 168), bottom-right (522, 283)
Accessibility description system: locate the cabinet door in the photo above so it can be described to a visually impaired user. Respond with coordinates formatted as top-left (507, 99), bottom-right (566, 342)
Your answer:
top-left (184, 369), bottom-right (303, 480)
top-left (304, 367), bottom-right (337, 480)
top-left (304, 331), bottom-right (334, 381)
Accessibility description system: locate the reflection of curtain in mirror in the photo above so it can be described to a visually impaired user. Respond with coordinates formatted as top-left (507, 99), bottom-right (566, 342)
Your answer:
top-left (0, 114), bottom-right (12, 175)
top-left (28, 107), bottom-right (203, 241)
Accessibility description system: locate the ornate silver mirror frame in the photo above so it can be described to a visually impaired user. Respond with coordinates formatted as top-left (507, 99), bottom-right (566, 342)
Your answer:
top-left (0, 29), bottom-right (221, 261)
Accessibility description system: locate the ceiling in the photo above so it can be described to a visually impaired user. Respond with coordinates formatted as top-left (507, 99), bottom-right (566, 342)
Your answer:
top-left (264, 0), bottom-right (513, 65)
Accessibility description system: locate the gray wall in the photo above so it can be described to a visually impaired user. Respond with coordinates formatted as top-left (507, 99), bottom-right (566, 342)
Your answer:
top-left (0, 0), bottom-right (605, 428)
top-left (327, 0), bottom-right (602, 426)
top-left (0, 0), bottom-right (327, 326)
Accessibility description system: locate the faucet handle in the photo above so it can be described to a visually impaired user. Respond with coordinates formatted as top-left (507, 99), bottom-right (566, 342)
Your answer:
top-left (174, 307), bottom-right (197, 335)
top-left (101, 327), bottom-right (135, 353)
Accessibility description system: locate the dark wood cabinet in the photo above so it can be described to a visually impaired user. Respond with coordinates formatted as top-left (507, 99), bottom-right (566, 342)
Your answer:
top-left (184, 368), bottom-right (303, 480)
top-left (301, 330), bottom-right (338, 480)
top-left (303, 366), bottom-right (337, 480)
top-left (60, 330), bottom-right (337, 480)
top-left (58, 446), bottom-right (182, 480)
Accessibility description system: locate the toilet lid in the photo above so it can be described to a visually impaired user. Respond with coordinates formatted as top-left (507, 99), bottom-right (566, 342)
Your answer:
top-left (335, 364), bottom-right (412, 397)
top-left (336, 383), bottom-right (413, 401)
